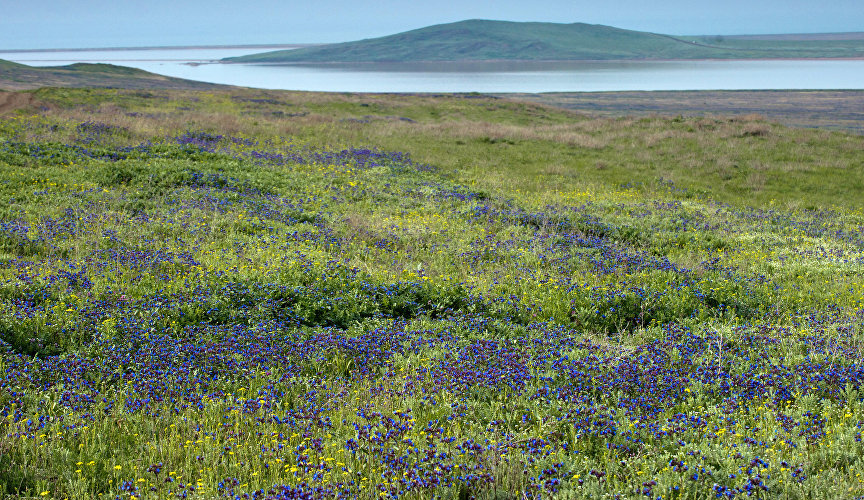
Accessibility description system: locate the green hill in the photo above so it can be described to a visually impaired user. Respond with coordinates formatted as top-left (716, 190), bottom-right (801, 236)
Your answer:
top-left (0, 60), bottom-right (225, 91)
top-left (225, 19), bottom-right (864, 63)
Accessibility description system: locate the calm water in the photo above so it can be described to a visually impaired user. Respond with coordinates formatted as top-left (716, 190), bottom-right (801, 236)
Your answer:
top-left (2, 47), bottom-right (863, 92)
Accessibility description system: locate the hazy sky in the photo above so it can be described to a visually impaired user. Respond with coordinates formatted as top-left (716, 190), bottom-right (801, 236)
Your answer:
top-left (2, 0), bottom-right (862, 50)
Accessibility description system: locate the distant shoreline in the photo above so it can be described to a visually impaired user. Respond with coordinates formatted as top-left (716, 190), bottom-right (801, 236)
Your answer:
top-left (7, 56), bottom-right (864, 66)
top-left (0, 44), bottom-right (319, 54)
top-left (229, 56), bottom-right (864, 65)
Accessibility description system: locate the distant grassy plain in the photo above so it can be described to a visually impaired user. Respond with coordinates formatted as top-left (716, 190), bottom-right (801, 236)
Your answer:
top-left (1, 87), bottom-right (863, 499)
top-left (505, 90), bottom-right (864, 134)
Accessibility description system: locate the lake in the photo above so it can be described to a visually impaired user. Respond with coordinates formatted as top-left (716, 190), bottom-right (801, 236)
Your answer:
top-left (2, 47), bottom-right (863, 92)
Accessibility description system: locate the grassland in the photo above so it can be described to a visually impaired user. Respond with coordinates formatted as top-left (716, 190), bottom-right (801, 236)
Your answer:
top-left (1, 87), bottom-right (863, 499)
top-left (0, 60), bottom-right (224, 91)
top-left (225, 20), bottom-right (864, 63)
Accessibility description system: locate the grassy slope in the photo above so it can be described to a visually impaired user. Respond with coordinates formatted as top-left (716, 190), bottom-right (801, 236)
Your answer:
top-left (0, 59), bottom-right (226, 91)
top-left (2, 89), bottom-right (864, 499)
top-left (226, 19), bottom-right (864, 63)
top-left (20, 86), bottom-right (864, 212)
top-left (0, 59), bottom-right (28, 69)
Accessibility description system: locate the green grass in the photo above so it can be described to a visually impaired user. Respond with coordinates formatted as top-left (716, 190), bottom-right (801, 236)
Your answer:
top-left (12, 87), bottom-right (864, 210)
top-left (0, 60), bottom-right (225, 91)
top-left (0, 59), bottom-right (28, 69)
top-left (225, 19), bottom-right (864, 63)
top-left (1, 88), bottom-right (863, 499)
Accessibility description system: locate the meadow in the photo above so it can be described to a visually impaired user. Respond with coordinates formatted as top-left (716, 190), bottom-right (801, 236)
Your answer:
top-left (1, 87), bottom-right (863, 499)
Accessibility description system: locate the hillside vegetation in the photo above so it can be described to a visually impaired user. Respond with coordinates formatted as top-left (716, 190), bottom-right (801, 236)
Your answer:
top-left (1, 88), bottom-right (863, 499)
top-left (0, 59), bottom-right (225, 91)
top-left (225, 19), bottom-right (864, 63)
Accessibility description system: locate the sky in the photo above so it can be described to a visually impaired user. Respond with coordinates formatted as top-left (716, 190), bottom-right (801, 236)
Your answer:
top-left (1, 0), bottom-right (862, 50)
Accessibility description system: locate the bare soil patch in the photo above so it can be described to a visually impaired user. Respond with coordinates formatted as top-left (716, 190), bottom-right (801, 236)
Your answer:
top-left (0, 91), bottom-right (36, 114)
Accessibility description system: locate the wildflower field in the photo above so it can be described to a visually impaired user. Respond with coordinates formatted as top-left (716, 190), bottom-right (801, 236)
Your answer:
top-left (1, 88), bottom-right (863, 499)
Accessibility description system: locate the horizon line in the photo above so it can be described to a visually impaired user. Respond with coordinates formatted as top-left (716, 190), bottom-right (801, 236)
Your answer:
top-left (0, 43), bottom-right (322, 54)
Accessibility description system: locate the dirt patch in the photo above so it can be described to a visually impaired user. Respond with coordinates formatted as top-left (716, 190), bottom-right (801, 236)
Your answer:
top-left (502, 90), bottom-right (864, 134)
top-left (0, 91), bottom-right (38, 115)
